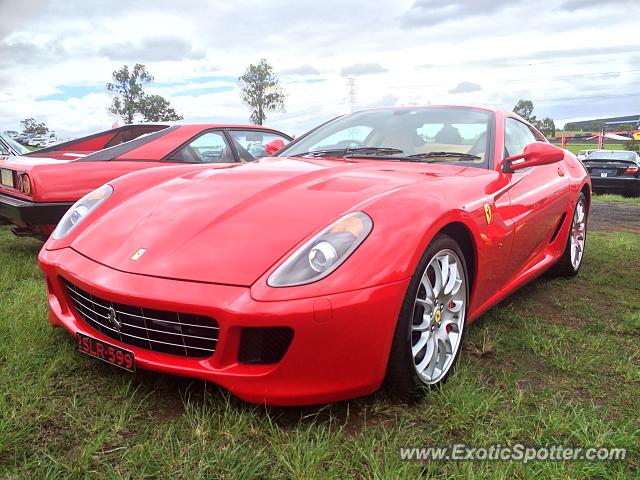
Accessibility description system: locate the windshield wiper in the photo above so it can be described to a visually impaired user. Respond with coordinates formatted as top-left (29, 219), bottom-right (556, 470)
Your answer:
top-left (291, 147), bottom-right (404, 158)
top-left (403, 151), bottom-right (481, 161)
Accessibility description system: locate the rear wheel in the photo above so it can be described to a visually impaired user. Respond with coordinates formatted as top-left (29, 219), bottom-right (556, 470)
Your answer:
top-left (550, 193), bottom-right (587, 277)
top-left (385, 234), bottom-right (468, 400)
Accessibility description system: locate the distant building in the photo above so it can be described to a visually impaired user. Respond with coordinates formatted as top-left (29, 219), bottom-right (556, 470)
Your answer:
top-left (564, 115), bottom-right (640, 132)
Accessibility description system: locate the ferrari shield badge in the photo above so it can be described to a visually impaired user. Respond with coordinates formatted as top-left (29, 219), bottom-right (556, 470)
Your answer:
top-left (130, 248), bottom-right (146, 261)
top-left (484, 203), bottom-right (492, 225)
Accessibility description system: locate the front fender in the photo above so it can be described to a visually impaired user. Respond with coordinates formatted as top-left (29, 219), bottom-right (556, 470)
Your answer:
top-left (250, 191), bottom-right (483, 303)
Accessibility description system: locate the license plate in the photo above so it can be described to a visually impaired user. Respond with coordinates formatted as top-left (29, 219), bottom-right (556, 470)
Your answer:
top-left (76, 332), bottom-right (135, 372)
top-left (600, 172), bottom-right (608, 177)
top-left (0, 169), bottom-right (13, 188)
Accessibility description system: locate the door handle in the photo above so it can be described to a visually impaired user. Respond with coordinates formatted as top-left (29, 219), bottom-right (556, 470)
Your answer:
top-left (557, 167), bottom-right (565, 177)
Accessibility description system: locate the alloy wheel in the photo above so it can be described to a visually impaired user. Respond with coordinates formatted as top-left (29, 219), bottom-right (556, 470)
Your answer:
top-left (570, 198), bottom-right (587, 270)
top-left (411, 249), bottom-right (466, 384)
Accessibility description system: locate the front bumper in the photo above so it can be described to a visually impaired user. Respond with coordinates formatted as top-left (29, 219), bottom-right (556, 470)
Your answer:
top-left (39, 247), bottom-right (409, 405)
top-left (0, 192), bottom-right (73, 226)
top-left (589, 176), bottom-right (640, 195)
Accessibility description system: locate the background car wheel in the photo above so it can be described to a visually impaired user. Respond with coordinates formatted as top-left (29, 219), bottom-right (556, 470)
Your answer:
top-left (384, 233), bottom-right (469, 400)
top-left (550, 192), bottom-right (588, 277)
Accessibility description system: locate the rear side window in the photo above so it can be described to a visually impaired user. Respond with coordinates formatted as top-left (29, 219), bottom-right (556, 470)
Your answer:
top-left (167, 131), bottom-right (234, 163)
top-left (104, 125), bottom-right (168, 148)
top-left (504, 118), bottom-right (537, 157)
top-left (78, 126), bottom-right (178, 161)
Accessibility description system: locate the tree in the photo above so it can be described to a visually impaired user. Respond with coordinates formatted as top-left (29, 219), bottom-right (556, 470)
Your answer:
top-left (139, 95), bottom-right (183, 122)
top-left (106, 64), bottom-right (183, 124)
top-left (239, 59), bottom-right (285, 125)
top-left (107, 64), bottom-right (153, 124)
top-left (512, 99), bottom-right (556, 139)
top-left (536, 117), bottom-right (556, 138)
top-left (513, 99), bottom-right (535, 122)
top-left (20, 117), bottom-right (48, 135)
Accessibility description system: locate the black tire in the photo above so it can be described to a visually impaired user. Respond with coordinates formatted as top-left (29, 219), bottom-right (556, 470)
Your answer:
top-left (550, 192), bottom-right (588, 277)
top-left (384, 233), bottom-right (469, 400)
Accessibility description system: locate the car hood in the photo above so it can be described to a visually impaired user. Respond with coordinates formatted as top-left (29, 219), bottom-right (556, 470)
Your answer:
top-left (72, 158), bottom-right (466, 285)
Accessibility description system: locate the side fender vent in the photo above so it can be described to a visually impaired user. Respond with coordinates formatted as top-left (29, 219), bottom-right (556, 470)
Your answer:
top-left (549, 212), bottom-right (567, 244)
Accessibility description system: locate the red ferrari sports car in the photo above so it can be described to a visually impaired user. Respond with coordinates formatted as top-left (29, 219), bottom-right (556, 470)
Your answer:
top-left (38, 106), bottom-right (590, 405)
top-left (0, 124), bottom-right (291, 237)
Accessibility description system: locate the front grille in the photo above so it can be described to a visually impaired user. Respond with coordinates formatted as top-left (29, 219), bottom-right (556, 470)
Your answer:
top-left (62, 278), bottom-right (219, 358)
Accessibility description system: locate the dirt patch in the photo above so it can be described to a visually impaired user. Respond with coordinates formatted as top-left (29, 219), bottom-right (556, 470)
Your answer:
top-left (589, 200), bottom-right (640, 233)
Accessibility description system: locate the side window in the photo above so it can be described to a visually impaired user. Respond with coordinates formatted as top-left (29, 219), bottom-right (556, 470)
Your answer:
top-left (228, 130), bottom-right (290, 161)
top-left (504, 118), bottom-right (537, 157)
top-left (528, 126), bottom-right (545, 142)
top-left (167, 131), bottom-right (233, 163)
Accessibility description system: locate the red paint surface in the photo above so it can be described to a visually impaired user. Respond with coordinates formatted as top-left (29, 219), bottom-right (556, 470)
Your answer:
top-left (39, 107), bottom-right (591, 405)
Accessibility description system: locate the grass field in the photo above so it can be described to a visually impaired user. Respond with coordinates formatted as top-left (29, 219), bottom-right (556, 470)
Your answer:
top-left (553, 143), bottom-right (627, 155)
top-left (593, 193), bottom-right (640, 207)
top-left (0, 226), bottom-right (638, 479)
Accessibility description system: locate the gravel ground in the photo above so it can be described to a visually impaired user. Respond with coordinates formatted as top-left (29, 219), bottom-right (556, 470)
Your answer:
top-left (589, 200), bottom-right (640, 233)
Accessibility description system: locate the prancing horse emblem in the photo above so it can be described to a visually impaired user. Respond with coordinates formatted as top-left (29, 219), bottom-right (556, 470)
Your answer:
top-left (130, 248), bottom-right (146, 261)
top-left (107, 306), bottom-right (121, 331)
top-left (484, 203), bottom-right (493, 225)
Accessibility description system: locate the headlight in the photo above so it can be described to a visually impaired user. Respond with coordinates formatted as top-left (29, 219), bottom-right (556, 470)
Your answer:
top-left (52, 184), bottom-right (113, 239)
top-left (268, 211), bottom-right (373, 287)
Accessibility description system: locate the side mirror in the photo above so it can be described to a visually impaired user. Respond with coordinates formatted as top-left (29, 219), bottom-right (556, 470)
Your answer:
top-left (265, 139), bottom-right (285, 156)
top-left (503, 142), bottom-right (565, 173)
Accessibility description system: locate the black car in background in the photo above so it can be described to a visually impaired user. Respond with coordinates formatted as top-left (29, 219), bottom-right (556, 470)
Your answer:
top-left (582, 150), bottom-right (640, 196)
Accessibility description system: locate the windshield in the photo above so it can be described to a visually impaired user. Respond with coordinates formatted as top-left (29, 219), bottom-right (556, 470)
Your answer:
top-left (277, 107), bottom-right (492, 166)
top-left (0, 132), bottom-right (30, 155)
top-left (586, 151), bottom-right (637, 162)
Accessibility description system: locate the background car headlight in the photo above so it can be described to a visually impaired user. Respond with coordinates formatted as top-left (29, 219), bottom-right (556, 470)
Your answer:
top-left (52, 184), bottom-right (113, 239)
top-left (268, 212), bottom-right (373, 287)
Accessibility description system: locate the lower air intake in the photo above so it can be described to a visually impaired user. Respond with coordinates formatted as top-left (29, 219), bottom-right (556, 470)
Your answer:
top-left (238, 327), bottom-right (294, 364)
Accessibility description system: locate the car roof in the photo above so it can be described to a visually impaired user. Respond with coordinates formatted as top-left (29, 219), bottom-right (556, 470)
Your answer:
top-left (352, 104), bottom-right (501, 115)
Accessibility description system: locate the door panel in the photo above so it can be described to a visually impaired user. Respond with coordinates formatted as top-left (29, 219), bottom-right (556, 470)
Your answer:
top-left (468, 174), bottom-right (515, 315)
top-left (507, 165), bottom-right (569, 276)
top-left (503, 118), bottom-right (569, 277)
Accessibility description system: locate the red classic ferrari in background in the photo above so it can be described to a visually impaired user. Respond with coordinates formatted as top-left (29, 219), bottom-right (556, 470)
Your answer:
top-left (0, 124), bottom-right (291, 237)
top-left (38, 106), bottom-right (590, 405)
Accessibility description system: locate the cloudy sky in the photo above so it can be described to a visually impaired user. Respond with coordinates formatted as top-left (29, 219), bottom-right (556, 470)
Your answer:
top-left (0, 0), bottom-right (638, 137)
